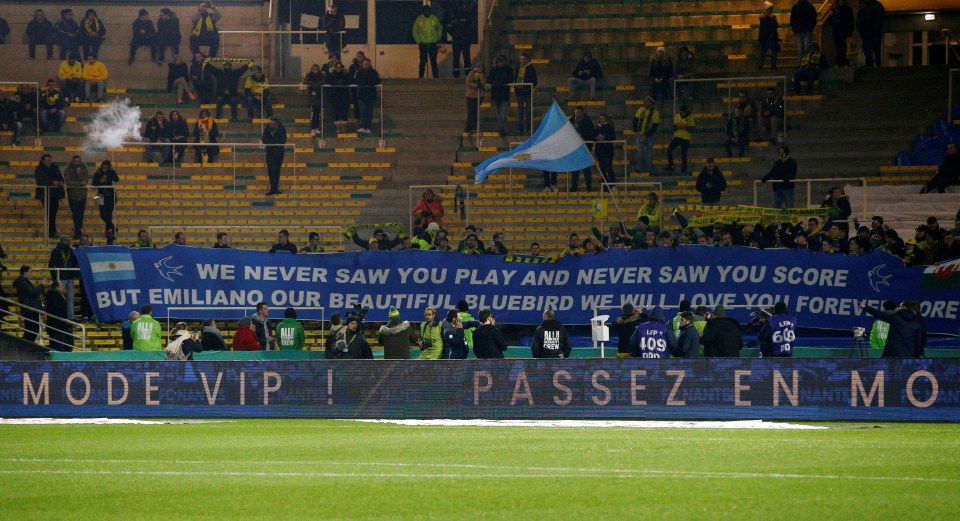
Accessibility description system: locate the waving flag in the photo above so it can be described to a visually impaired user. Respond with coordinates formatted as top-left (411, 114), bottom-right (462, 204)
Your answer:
top-left (474, 102), bottom-right (595, 184)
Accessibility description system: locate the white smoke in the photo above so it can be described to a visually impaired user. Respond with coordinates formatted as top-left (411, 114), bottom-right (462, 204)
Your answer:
top-left (83, 98), bottom-right (143, 149)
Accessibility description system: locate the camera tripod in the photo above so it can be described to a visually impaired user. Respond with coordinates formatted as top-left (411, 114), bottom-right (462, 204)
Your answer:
top-left (849, 334), bottom-right (869, 357)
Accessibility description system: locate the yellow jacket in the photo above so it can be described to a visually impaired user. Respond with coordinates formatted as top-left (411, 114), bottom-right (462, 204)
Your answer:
top-left (82, 61), bottom-right (109, 81)
top-left (673, 113), bottom-right (695, 141)
top-left (244, 75), bottom-right (269, 96)
top-left (58, 61), bottom-right (83, 81)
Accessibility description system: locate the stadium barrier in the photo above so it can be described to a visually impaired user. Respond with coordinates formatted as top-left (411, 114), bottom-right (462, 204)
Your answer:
top-left (2, 359), bottom-right (956, 421)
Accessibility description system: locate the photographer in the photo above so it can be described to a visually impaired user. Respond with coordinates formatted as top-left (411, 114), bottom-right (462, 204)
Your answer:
top-left (699, 305), bottom-right (742, 357)
top-left (418, 307), bottom-right (443, 359)
top-left (757, 302), bottom-right (796, 357)
top-left (190, 2), bottom-right (221, 57)
top-left (473, 308), bottom-right (508, 359)
top-left (859, 301), bottom-right (923, 358)
top-left (165, 321), bottom-right (201, 360)
top-left (330, 313), bottom-right (373, 359)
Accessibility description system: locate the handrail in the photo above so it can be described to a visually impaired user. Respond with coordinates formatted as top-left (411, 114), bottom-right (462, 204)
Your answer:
top-left (506, 139), bottom-right (628, 198)
top-left (814, 0), bottom-right (839, 49)
top-left (476, 82), bottom-right (535, 147)
top-left (674, 75), bottom-right (788, 142)
top-left (751, 177), bottom-right (867, 216)
top-left (0, 295), bottom-right (87, 351)
top-left (315, 84), bottom-right (385, 148)
top-left (482, 1), bottom-right (513, 69)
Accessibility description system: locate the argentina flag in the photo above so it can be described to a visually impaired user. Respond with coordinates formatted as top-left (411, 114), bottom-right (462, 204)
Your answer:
top-left (87, 252), bottom-right (137, 282)
top-left (474, 102), bottom-right (595, 184)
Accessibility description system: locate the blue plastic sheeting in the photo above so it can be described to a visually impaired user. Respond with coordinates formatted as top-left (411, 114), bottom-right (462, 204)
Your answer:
top-left (897, 119), bottom-right (960, 166)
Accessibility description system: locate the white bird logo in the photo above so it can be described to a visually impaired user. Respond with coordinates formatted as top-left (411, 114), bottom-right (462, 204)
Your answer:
top-left (867, 264), bottom-right (892, 293)
top-left (154, 256), bottom-right (184, 282)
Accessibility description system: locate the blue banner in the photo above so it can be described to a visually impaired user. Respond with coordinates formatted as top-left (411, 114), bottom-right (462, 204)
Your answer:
top-left (75, 246), bottom-right (960, 334)
top-left (1, 359), bottom-right (957, 421)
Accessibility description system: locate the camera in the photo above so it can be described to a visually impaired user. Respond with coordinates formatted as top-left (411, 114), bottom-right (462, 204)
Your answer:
top-left (419, 338), bottom-right (433, 349)
top-left (352, 304), bottom-right (368, 324)
top-left (853, 327), bottom-right (866, 339)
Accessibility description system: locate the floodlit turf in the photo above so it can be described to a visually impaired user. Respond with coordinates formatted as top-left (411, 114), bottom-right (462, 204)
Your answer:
top-left (1, 420), bottom-right (959, 520)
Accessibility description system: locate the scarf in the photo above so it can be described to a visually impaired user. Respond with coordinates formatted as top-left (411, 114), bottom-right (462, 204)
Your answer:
top-left (192, 13), bottom-right (215, 37)
top-left (517, 63), bottom-right (530, 82)
top-left (197, 117), bottom-right (212, 143)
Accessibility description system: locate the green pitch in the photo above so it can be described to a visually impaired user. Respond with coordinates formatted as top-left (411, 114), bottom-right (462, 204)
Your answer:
top-left (2, 420), bottom-right (959, 520)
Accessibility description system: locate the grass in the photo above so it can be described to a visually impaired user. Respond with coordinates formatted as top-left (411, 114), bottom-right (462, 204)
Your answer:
top-left (1, 420), bottom-right (959, 520)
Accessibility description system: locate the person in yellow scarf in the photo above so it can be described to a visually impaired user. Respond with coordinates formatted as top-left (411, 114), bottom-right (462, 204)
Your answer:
top-left (192, 108), bottom-right (219, 163)
top-left (190, 2), bottom-right (221, 57)
top-left (80, 9), bottom-right (105, 60)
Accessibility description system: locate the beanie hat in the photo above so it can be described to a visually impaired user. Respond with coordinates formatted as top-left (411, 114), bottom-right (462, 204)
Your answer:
top-left (388, 306), bottom-right (400, 319)
top-left (762, 1), bottom-right (774, 9)
top-left (679, 299), bottom-right (691, 312)
top-left (139, 9), bottom-right (149, 16)
top-left (774, 302), bottom-right (788, 314)
top-left (713, 305), bottom-right (726, 318)
top-left (368, 237), bottom-right (379, 244)
top-left (427, 222), bottom-right (440, 232)
top-left (345, 314), bottom-right (359, 324)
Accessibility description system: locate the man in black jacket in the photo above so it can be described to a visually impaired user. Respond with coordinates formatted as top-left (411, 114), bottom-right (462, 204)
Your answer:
top-left (44, 280), bottom-right (73, 351)
top-left (761, 145), bottom-right (797, 209)
top-left (609, 303), bottom-right (641, 358)
top-left (473, 308), bottom-right (508, 359)
top-left (860, 301), bottom-right (922, 358)
top-left (262, 117), bottom-right (287, 195)
top-left (13, 266), bottom-right (46, 343)
top-left (531, 309), bottom-right (571, 358)
top-left (47, 235), bottom-right (78, 320)
top-left (699, 306), bottom-right (742, 357)
top-left (829, 0), bottom-right (855, 66)
top-left (211, 59), bottom-right (252, 120)
top-left (569, 106), bottom-right (595, 192)
top-left (514, 52), bottom-right (537, 133)
top-left (34, 154), bottom-right (65, 237)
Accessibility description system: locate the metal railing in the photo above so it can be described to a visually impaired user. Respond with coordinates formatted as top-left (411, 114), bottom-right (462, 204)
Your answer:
top-left (674, 75), bottom-right (789, 141)
top-left (475, 82), bottom-right (536, 146)
top-left (600, 181), bottom-right (663, 232)
top-left (0, 295), bottom-right (87, 351)
top-left (751, 176), bottom-right (868, 215)
top-left (482, 0), bottom-right (513, 68)
top-left (504, 139), bottom-right (626, 198)
top-left (408, 184), bottom-right (471, 236)
top-left (146, 225), bottom-right (344, 252)
top-left (0, 81), bottom-right (41, 147)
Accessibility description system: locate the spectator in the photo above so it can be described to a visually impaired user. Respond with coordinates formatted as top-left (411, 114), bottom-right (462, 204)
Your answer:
top-left (920, 142), bottom-right (959, 194)
top-left (323, 4), bottom-right (346, 59)
top-left (80, 9), bottom-right (105, 60)
top-left (569, 106), bottom-right (595, 191)
top-left (269, 229), bottom-right (298, 254)
top-left (793, 43), bottom-right (827, 94)
top-left (829, 0), bottom-right (855, 67)
top-left (459, 234), bottom-right (484, 254)
top-left (412, 5), bottom-right (442, 78)
top-left (0, 14), bottom-right (6, 44)
top-left (632, 96), bottom-right (660, 174)
top-left (609, 303), bottom-right (641, 358)
top-left (488, 55), bottom-right (513, 136)
top-left (168, 110), bottom-right (190, 164)
top-left (349, 226), bottom-right (403, 251)
top-left (649, 46), bottom-right (673, 100)
top-left (193, 108), bottom-right (219, 163)
top-left (473, 308), bottom-right (508, 359)
top-left (47, 235), bottom-right (78, 321)
top-left (304, 63), bottom-right (324, 136)
top-left (567, 51), bottom-right (602, 101)
top-left (144, 111), bottom-right (172, 163)
top-left (262, 117), bottom-right (287, 195)
top-left (13, 266), bottom-right (45, 343)
top-left (17, 84), bottom-right (37, 127)
top-left (412, 189), bottom-right (445, 235)
top-left (244, 66), bottom-right (273, 121)
top-left (34, 154), bottom-right (64, 237)
top-left (172, 231), bottom-right (188, 246)
top-left (63, 155), bottom-right (89, 239)
top-left (353, 58), bottom-right (380, 134)
top-left (232, 316), bottom-right (260, 351)
top-left (211, 59), bottom-right (252, 120)
top-left (39, 80), bottom-right (66, 133)
top-left (820, 186), bottom-right (852, 226)
top-left (594, 113), bottom-right (617, 185)
top-left (157, 8), bottom-right (182, 62)
top-left (762, 145), bottom-right (797, 209)
top-left (44, 281), bottom-right (74, 351)
top-left (790, 0), bottom-right (817, 61)
top-left (129, 9), bottom-right (158, 65)
top-left (82, 54), bottom-right (108, 103)
top-left (629, 307), bottom-right (676, 358)
top-left (674, 45), bottom-right (698, 100)
top-left (250, 302), bottom-right (275, 350)
top-left (275, 308), bottom-right (306, 350)
top-left (636, 192), bottom-right (662, 230)
top-left (858, 0), bottom-right (885, 68)
top-left (758, 2), bottom-right (780, 70)
top-left (131, 229), bottom-right (156, 249)
top-left (378, 306), bottom-right (417, 359)
top-left (464, 63), bottom-right (486, 133)
top-left (0, 91), bottom-right (23, 146)
top-left (758, 301), bottom-right (797, 357)
top-left (725, 107), bottom-right (749, 158)
top-left (213, 231), bottom-right (231, 248)
top-left (131, 304), bottom-right (162, 351)
top-left (945, 229), bottom-right (960, 258)
top-left (121, 310), bottom-right (140, 350)
top-left (696, 158), bottom-right (727, 204)
top-left (27, 9), bottom-right (55, 60)
top-left (92, 160), bottom-right (118, 242)
top-left (190, 52), bottom-right (215, 103)
top-left (58, 54), bottom-right (84, 104)
top-left (860, 300), bottom-right (921, 358)
top-left (700, 305), bottom-right (742, 357)
top-left (736, 90), bottom-right (758, 141)
top-left (301, 232), bottom-right (325, 253)
top-left (514, 52), bottom-right (537, 133)
top-left (190, 2), bottom-right (221, 57)
top-left (443, 3), bottom-right (472, 78)
top-left (663, 104), bottom-right (694, 173)
top-left (760, 87), bottom-right (784, 145)
top-left (165, 322), bottom-right (202, 360)
top-left (167, 55), bottom-right (197, 104)
top-left (673, 311), bottom-right (700, 358)
top-left (348, 51), bottom-right (366, 120)
top-left (56, 9), bottom-right (81, 60)
top-left (325, 60), bottom-right (351, 134)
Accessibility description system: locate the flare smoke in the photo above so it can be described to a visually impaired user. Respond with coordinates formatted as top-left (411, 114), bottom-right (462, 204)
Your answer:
top-left (83, 98), bottom-right (143, 149)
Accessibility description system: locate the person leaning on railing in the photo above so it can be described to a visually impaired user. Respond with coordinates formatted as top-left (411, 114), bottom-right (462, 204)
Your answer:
top-left (13, 266), bottom-right (46, 343)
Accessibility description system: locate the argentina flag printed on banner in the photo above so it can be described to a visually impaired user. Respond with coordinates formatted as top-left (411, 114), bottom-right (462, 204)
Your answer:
top-left (474, 102), bottom-right (596, 183)
top-left (88, 252), bottom-right (137, 282)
